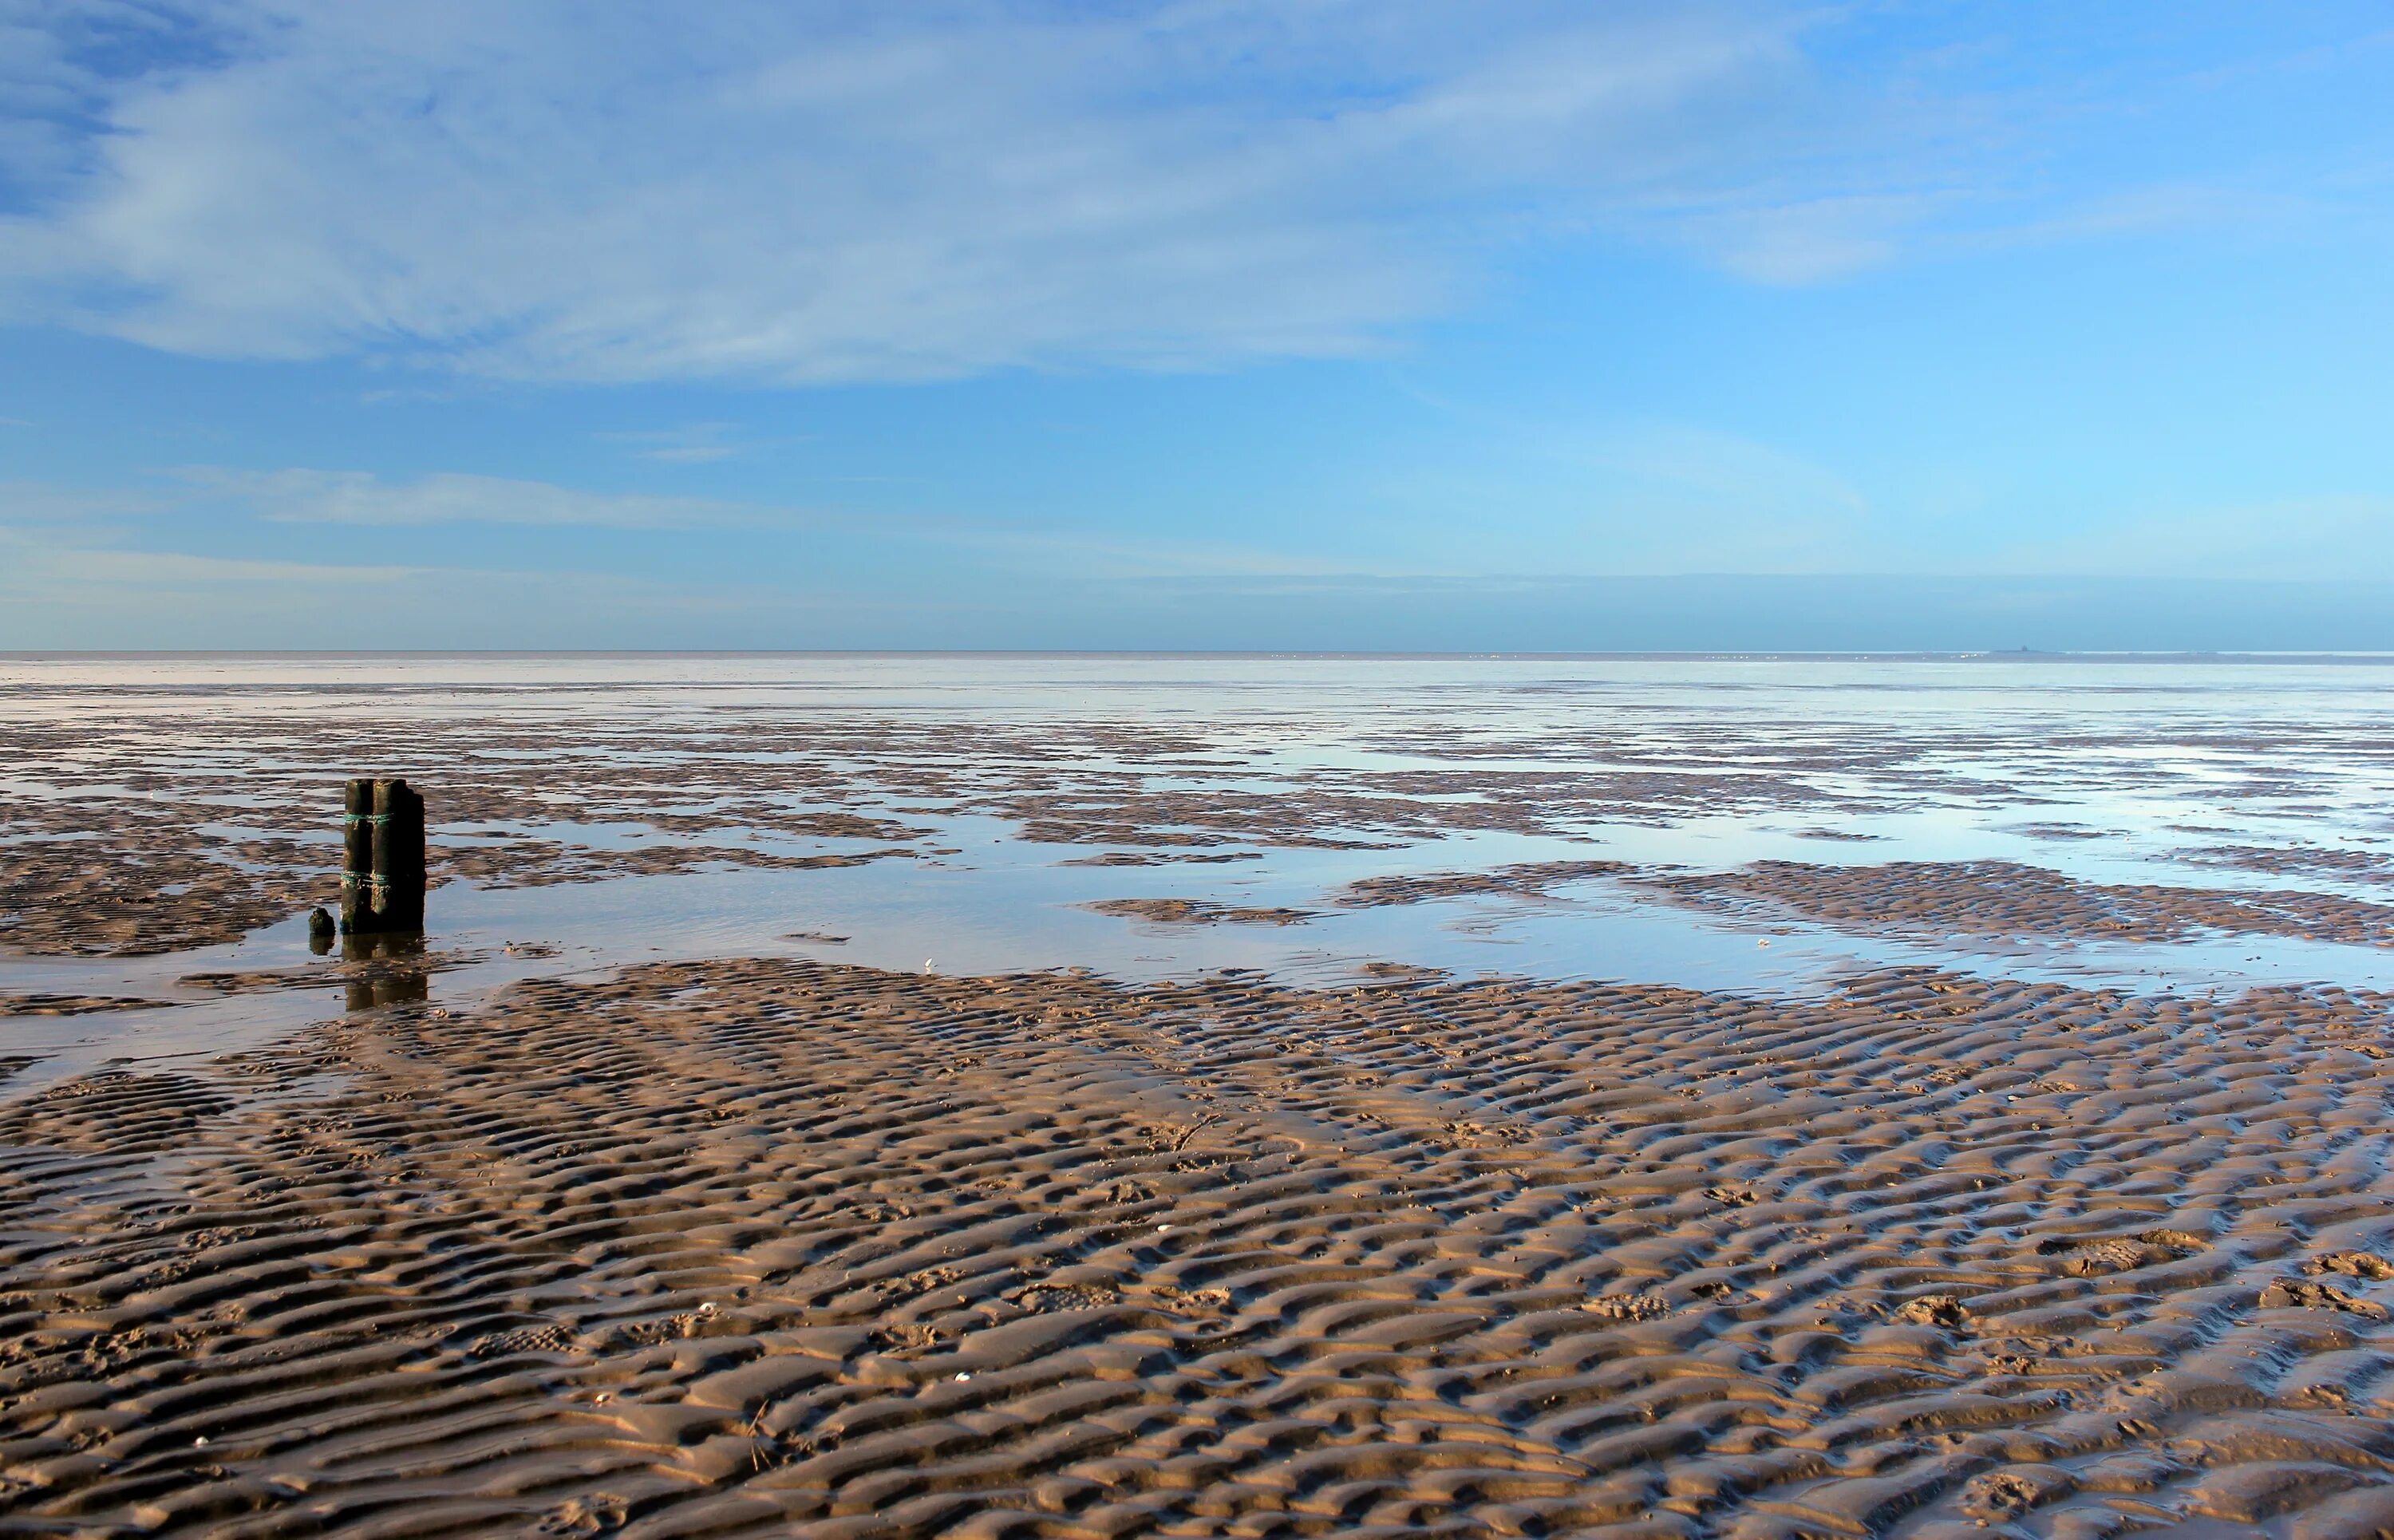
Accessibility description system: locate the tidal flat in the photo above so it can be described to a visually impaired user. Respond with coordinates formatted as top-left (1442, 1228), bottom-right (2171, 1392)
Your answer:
top-left (5, 653), bottom-right (2394, 1538)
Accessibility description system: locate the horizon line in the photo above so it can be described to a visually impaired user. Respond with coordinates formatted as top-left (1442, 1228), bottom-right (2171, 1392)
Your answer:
top-left (9, 648), bottom-right (2394, 665)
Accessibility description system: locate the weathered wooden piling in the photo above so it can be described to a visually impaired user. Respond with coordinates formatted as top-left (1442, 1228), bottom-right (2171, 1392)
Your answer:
top-left (340, 777), bottom-right (426, 934)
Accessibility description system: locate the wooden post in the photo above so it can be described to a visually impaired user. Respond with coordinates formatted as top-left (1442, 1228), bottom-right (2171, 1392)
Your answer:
top-left (375, 779), bottom-right (426, 932)
top-left (339, 779), bottom-right (374, 933)
top-left (341, 776), bottom-right (426, 934)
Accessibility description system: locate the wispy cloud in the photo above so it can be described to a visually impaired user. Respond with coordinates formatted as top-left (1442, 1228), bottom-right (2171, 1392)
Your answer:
top-left (174, 468), bottom-right (796, 530)
top-left (18, 1), bottom-right (2329, 383)
top-left (0, 522), bottom-right (776, 646)
top-left (180, 464), bottom-right (1369, 576)
top-left (0, 479), bottom-right (175, 523)
top-left (597, 423), bottom-right (749, 464)
top-left (0, 2), bottom-right (1802, 382)
top-left (934, 525), bottom-right (1393, 582)
top-left (15, 463), bottom-right (1373, 584)
top-left (0, 522), bottom-right (424, 596)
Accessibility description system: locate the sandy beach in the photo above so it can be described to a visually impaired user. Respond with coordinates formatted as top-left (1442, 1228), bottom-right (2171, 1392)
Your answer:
top-left (6, 654), bottom-right (2394, 1537)
top-left (12, 0), bottom-right (2391, 1528)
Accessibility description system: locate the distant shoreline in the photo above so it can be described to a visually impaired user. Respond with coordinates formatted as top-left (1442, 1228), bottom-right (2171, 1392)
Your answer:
top-left (8, 647), bottom-right (2394, 664)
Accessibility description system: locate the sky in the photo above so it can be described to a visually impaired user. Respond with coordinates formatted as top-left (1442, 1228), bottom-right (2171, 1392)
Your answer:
top-left (2, 0), bottom-right (2391, 650)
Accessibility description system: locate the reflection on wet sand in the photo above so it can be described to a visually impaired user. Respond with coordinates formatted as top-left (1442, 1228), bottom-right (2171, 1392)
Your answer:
top-left (338, 930), bottom-right (431, 1012)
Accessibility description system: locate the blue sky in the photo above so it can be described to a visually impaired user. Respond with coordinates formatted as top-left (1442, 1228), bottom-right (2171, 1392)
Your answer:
top-left (2, 1), bottom-right (2391, 649)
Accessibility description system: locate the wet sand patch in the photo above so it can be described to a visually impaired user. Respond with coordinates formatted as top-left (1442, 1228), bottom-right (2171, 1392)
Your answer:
top-left (1057, 851), bottom-right (1266, 868)
top-left (1083, 898), bottom-right (1316, 926)
top-left (0, 993), bottom-right (168, 1017)
top-left (2180, 844), bottom-right (2394, 885)
top-left (1643, 859), bottom-right (2394, 946)
top-left (0, 836), bottom-right (317, 957)
top-left (435, 839), bottom-right (911, 889)
top-left (1336, 858), bottom-right (1633, 908)
top-left (1332, 854), bottom-right (2394, 949)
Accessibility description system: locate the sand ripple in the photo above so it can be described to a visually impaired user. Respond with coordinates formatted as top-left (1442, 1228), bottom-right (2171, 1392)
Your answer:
top-left (5, 962), bottom-right (2394, 1534)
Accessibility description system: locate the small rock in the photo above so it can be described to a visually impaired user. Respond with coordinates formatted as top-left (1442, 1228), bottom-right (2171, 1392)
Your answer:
top-left (1894, 1293), bottom-right (1973, 1329)
top-left (2261, 1277), bottom-right (2389, 1318)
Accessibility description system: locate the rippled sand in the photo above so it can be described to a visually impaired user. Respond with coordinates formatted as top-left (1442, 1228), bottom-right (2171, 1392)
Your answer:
top-left (6, 959), bottom-right (2394, 1537)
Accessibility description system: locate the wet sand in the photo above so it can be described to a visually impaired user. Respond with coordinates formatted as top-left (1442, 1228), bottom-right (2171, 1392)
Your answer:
top-left (0, 995), bottom-right (163, 1020)
top-left (1635, 861), bottom-right (2394, 950)
top-left (8, 651), bottom-right (2394, 964)
top-left (10, 655), bottom-right (2394, 1536)
top-left (1329, 860), bottom-right (2394, 950)
top-left (1084, 899), bottom-right (1317, 927)
top-left (6, 960), bottom-right (2394, 1536)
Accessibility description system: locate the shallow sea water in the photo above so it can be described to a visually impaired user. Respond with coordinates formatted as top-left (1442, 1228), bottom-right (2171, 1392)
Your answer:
top-left (5, 650), bottom-right (2394, 1094)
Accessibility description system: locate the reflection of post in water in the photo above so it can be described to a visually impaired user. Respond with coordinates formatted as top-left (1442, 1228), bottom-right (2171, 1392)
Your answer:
top-left (342, 930), bottom-right (430, 1012)
top-left (340, 777), bottom-right (426, 936)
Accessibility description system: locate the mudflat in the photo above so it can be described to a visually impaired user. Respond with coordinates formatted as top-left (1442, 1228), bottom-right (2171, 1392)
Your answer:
top-left (6, 654), bottom-right (2394, 1537)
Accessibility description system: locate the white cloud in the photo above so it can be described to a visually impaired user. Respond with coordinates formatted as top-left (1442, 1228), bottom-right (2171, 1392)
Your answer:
top-left (0, 521), bottom-right (423, 596)
top-left (6, 4), bottom-right (2373, 384)
top-left (0, 521), bottom-right (784, 646)
top-left (598, 423), bottom-right (748, 464)
top-left (41, 545), bottom-right (424, 586)
top-left (176, 468), bottom-right (790, 530)
top-left (0, 1), bottom-right (1823, 383)
top-left (0, 510), bottom-right (1308, 649)
top-left (936, 524), bottom-right (1387, 582)
top-left (177, 464), bottom-right (1364, 576)
top-left (10, 463), bottom-right (1366, 586)
top-left (3, 4), bottom-right (2383, 386)
top-left (0, 479), bottom-right (172, 523)
top-left (1690, 193), bottom-right (1920, 285)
